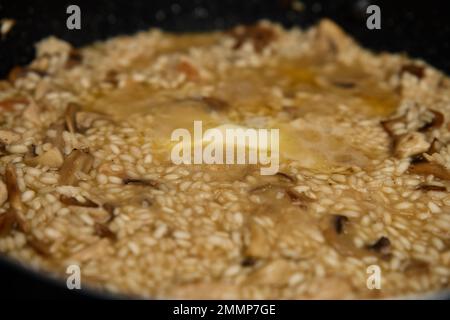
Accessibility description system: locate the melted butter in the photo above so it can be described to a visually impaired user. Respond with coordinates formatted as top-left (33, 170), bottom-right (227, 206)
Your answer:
top-left (276, 121), bottom-right (370, 171)
top-left (86, 50), bottom-right (398, 170)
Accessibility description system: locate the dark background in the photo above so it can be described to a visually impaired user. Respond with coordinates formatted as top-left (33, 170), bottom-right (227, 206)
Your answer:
top-left (1, 0), bottom-right (450, 76)
top-left (0, 0), bottom-right (449, 299)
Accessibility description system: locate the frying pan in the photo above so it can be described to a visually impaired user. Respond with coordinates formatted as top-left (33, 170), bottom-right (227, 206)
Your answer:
top-left (0, 0), bottom-right (449, 299)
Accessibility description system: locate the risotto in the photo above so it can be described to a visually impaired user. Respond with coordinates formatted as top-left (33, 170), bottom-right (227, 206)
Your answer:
top-left (0, 19), bottom-right (449, 298)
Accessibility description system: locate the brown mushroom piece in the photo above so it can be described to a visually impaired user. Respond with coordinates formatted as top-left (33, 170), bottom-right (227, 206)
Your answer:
top-left (322, 215), bottom-right (366, 257)
top-left (4, 164), bottom-right (30, 233)
top-left (366, 236), bottom-right (391, 255)
top-left (275, 172), bottom-right (297, 183)
top-left (0, 179), bottom-right (7, 206)
top-left (416, 183), bottom-right (447, 192)
top-left (24, 146), bottom-right (64, 168)
top-left (314, 19), bottom-right (353, 55)
top-left (229, 24), bottom-right (277, 52)
top-left (400, 63), bottom-right (426, 79)
top-left (94, 222), bottom-right (116, 240)
top-left (410, 138), bottom-right (442, 164)
top-left (333, 215), bottom-right (349, 235)
top-left (419, 110), bottom-right (444, 132)
top-left (380, 115), bottom-right (406, 155)
top-left (7, 66), bottom-right (47, 83)
top-left (243, 222), bottom-right (271, 260)
top-left (331, 80), bottom-right (356, 89)
top-left (59, 194), bottom-right (99, 208)
top-left (323, 225), bottom-right (364, 257)
top-left (59, 149), bottom-right (94, 186)
top-left (408, 162), bottom-right (450, 180)
top-left (240, 257), bottom-right (258, 267)
top-left (102, 203), bottom-right (117, 223)
top-left (64, 102), bottom-right (81, 134)
top-left (285, 188), bottom-right (313, 209)
top-left (394, 132), bottom-right (430, 159)
top-left (75, 111), bottom-right (108, 133)
top-left (407, 138), bottom-right (450, 180)
top-left (0, 98), bottom-right (29, 112)
top-left (123, 177), bottom-right (160, 189)
top-left (249, 179), bottom-right (313, 209)
top-left (44, 122), bottom-right (66, 153)
top-left (27, 235), bottom-right (52, 256)
top-left (0, 209), bottom-right (16, 236)
top-left (65, 49), bottom-right (83, 69)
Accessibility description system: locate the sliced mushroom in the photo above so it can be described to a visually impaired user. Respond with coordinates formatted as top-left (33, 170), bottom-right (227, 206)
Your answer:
top-left (323, 222), bottom-right (365, 257)
top-left (27, 235), bottom-right (51, 256)
top-left (408, 162), bottom-right (450, 180)
top-left (428, 138), bottom-right (444, 154)
top-left (244, 222), bottom-right (271, 259)
top-left (122, 177), bottom-right (160, 189)
top-left (8, 66), bottom-right (28, 83)
top-left (64, 102), bottom-right (81, 134)
top-left (419, 110), bottom-right (444, 132)
top-left (410, 138), bottom-right (442, 164)
top-left (275, 172), bottom-right (296, 183)
top-left (103, 70), bottom-right (119, 86)
top-left (230, 24), bottom-right (277, 52)
top-left (331, 80), bottom-right (356, 89)
top-left (332, 215), bottom-right (349, 235)
top-left (65, 49), bottom-right (83, 69)
top-left (0, 179), bottom-right (7, 206)
top-left (0, 97), bottom-right (28, 111)
top-left (416, 183), bottom-right (447, 192)
top-left (59, 149), bottom-right (94, 186)
top-left (44, 122), bottom-right (65, 152)
top-left (94, 222), bottom-right (116, 240)
top-left (75, 111), bottom-right (106, 132)
top-left (8, 66), bottom-right (47, 83)
top-left (24, 146), bottom-right (64, 168)
top-left (175, 60), bottom-right (199, 81)
top-left (380, 115), bottom-right (406, 138)
top-left (59, 194), bottom-right (99, 208)
top-left (5, 164), bottom-right (30, 233)
top-left (394, 132), bottom-right (430, 159)
top-left (285, 188), bottom-right (313, 208)
top-left (322, 215), bottom-right (388, 259)
top-left (0, 142), bottom-right (6, 156)
top-left (382, 108), bottom-right (445, 157)
top-left (0, 209), bottom-right (16, 236)
top-left (240, 256), bottom-right (258, 267)
top-left (0, 130), bottom-right (20, 145)
top-left (400, 63), bottom-right (425, 79)
top-left (366, 236), bottom-right (391, 255)
top-left (249, 182), bottom-right (312, 209)
top-left (314, 19), bottom-right (352, 55)
top-left (249, 183), bottom-right (275, 193)
top-left (102, 203), bottom-right (117, 223)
